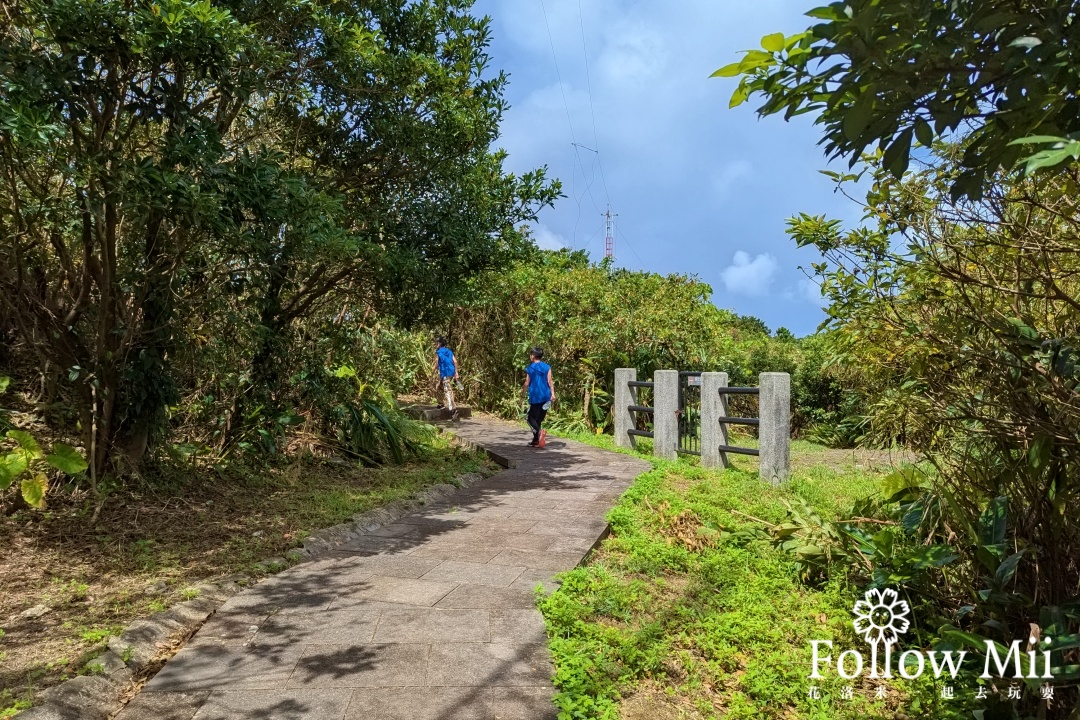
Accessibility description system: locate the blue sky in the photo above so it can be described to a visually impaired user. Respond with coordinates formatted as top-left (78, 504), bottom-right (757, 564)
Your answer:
top-left (472, 0), bottom-right (866, 336)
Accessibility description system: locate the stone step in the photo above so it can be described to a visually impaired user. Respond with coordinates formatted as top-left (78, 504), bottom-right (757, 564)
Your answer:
top-left (402, 404), bottom-right (472, 422)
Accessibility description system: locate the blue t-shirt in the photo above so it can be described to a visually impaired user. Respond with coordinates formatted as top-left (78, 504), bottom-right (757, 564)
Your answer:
top-left (526, 361), bottom-right (552, 404)
top-left (436, 347), bottom-right (456, 378)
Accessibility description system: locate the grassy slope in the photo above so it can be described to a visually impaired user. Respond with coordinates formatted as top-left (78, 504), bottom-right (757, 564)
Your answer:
top-left (0, 433), bottom-right (489, 717)
top-left (540, 431), bottom-right (940, 720)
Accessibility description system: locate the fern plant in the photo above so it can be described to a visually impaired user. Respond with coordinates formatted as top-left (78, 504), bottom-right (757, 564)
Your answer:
top-left (328, 367), bottom-right (430, 465)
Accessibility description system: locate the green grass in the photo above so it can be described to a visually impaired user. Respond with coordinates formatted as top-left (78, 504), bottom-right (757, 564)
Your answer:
top-left (538, 433), bottom-right (944, 720)
top-left (0, 699), bottom-right (31, 719)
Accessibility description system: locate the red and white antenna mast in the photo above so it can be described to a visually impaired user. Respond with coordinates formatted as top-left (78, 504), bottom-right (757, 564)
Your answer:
top-left (604, 205), bottom-right (616, 259)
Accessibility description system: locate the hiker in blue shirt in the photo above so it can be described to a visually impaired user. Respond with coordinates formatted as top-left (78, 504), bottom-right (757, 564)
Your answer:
top-left (523, 347), bottom-right (555, 447)
top-left (434, 337), bottom-right (460, 417)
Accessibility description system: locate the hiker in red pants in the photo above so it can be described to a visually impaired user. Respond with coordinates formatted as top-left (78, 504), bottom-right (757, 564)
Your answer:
top-left (523, 347), bottom-right (554, 447)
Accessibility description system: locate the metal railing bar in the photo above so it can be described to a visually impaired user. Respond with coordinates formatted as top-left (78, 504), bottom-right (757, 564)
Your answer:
top-left (628, 405), bottom-right (654, 414)
top-left (627, 429), bottom-right (654, 438)
top-left (627, 381), bottom-right (654, 388)
top-left (717, 416), bottom-right (759, 426)
top-left (717, 387), bottom-right (759, 395)
top-left (717, 444), bottom-right (759, 456)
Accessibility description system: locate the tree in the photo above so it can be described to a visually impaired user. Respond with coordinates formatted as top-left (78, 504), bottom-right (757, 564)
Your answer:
top-left (713, 1), bottom-right (1080, 199)
top-left (0, 0), bottom-right (557, 475)
top-left (788, 154), bottom-right (1080, 712)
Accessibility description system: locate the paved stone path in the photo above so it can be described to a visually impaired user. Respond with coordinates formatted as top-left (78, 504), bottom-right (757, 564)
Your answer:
top-left (117, 417), bottom-right (648, 720)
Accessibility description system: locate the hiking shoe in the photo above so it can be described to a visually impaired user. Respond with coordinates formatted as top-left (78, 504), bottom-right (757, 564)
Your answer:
top-left (538, 430), bottom-right (547, 448)
top-left (436, 404), bottom-right (445, 409)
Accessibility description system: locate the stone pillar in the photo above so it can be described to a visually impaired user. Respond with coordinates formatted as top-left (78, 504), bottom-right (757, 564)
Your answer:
top-left (653, 370), bottom-right (679, 460)
top-left (759, 372), bottom-right (791, 485)
top-left (614, 368), bottom-right (637, 449)
top-left (701, 372), bottom-right (729, 469)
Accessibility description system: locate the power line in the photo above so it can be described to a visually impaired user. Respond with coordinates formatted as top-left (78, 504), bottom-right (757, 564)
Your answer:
top-left (539, 0), bottom-right (578, 147)
top-left (572, 143), bottom-right (604, 216)
top-left (539, 0), bottom-right (609, 245)
top-left (580, 223), bottom-right (603, 252)
top-left (540, 0), bottom-right (596, 244)
top-left (616, 224), bottom-right (648, 270)
top-left (577, 0), bottom-right (610, 205)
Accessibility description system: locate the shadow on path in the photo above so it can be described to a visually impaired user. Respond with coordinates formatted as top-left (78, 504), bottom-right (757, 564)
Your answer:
top-left (116, 417), bottom-right (649, 720)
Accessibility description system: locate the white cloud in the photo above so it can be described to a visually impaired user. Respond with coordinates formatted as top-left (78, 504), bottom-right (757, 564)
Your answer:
top-left (720, 251), bottom-right (778, 296)
top-left (798, 277), bottom-right (828, 308)
top-left (474, 0), bottom-right (857, 333)
top-left (713, 160), bottom-right (753, 198)
top-left (532, 224), bottom-right (566, 250)
top-left (596, 23), bottom-right (668, 89)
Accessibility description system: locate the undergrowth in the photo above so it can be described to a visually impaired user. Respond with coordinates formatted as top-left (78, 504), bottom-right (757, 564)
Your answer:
top-left (538, 437), bottom-right (949, 719)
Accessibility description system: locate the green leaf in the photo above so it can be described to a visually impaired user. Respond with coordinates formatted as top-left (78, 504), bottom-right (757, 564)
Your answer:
top-left (1029, 435), bottom-right (1052, 470)
top-left (995, 550), bottom-right (1025, 586)
top-left (805, 6), bottom-right (842, 20)
top-left (1022, 143), bottom-right (1080, 174)
top-left (742, 50), bottom-right (774, 65)
top-left (942, 628), bottom-right (993, 651)
top-left (883, 128), bottom-right (914, 178)
top-left (45, 443), bottom-right (88, 475)
top-left (710, 62), bottom-right (744, 78)
top-left (1048, 634), bottom-right (1080, 652)
top-left (333, 365), bottom-right (357, 379)
top-left (950, 169), bottom-right (984, 203)
top-left (6, 430), bottom-right (42, 459)
top-left (729, 80), bottom-right (751, 109)
top-left (0, 451), bottom-right (29, 490)
top-left (761, 33), bottom-right (785, 53)
top-left (914, 117), bottom-right (934, 148)
top-left (1008, 135), bottom-right (1070, 147)
top-left (1009, 36), bottom-right (1042, 48)
top-left (905, 544), bottom-right (959, 569)
top-left (842, 95), bottom-right (874, 142)
top-left (0, 376), bottom-right (10, 394)
top-left (21, 472), bottom-right (47, 509)
top-left (976, 544), bottom-right (1005, 574)
top-left (979, 496), bottom-right (1008, 546)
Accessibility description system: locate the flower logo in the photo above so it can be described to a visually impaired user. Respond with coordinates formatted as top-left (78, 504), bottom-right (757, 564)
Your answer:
top-left (852, 587), bottom-right (911, 646)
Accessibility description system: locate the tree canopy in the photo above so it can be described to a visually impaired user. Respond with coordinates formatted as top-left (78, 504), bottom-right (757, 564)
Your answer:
top-left (0, 0), bottom-right (558, 475)
top-left (714, 0), bottom-right (1080, 199)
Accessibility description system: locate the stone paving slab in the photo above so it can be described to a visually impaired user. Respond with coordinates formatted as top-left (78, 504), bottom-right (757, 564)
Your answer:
top-left (118, 417), bottom-right (648, 719)
top-left (116, 691), bottom-right (210, 720)
top-left (193, 690), bottom-right (353, 720)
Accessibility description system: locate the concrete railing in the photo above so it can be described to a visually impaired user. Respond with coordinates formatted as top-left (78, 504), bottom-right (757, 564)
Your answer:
top-left (615, 368), bottom-right (790, 484)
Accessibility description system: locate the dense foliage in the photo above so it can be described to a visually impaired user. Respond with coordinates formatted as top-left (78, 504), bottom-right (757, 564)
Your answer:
top-left (715, 3), bottom-right (1080, 715)
top-left (434, 250), bottom-right (850, 439)
top-left (780, 158), bottom-right (1080, 713)
top-left (0, 0), bottom-right (557, 490)
top-left (715, 0), bottom-right (1080, 199)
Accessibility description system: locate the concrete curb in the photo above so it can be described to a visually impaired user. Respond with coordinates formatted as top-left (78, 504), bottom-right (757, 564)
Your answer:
top-left (286, 469), bottom-right (490, 561)
top-left (446, 433), bottom-right (518, 469)
top-left (14, 580), bottom-right (243, 720)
